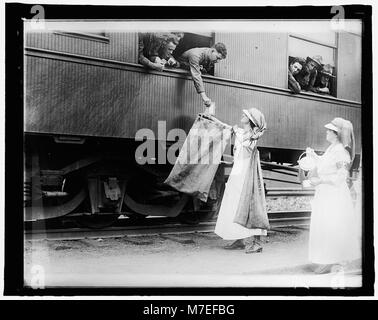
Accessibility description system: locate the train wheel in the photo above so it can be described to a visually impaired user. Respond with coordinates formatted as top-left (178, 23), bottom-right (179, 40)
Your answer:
top-left (122, 169), bottom-right (189, 218)
top-left (24, 187), bottom-right (88, 221)
top-left (24, 153), bottom-right (89, 221)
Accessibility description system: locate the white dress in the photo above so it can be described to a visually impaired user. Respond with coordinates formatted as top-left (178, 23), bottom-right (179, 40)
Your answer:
top-left (214, 129), bottom-right (267, 240)
top-left (308, 143), bottom-right (361, 264)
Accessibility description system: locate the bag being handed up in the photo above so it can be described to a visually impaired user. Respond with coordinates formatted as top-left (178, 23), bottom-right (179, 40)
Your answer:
top-left (164, 113), bottom-right (232, 202)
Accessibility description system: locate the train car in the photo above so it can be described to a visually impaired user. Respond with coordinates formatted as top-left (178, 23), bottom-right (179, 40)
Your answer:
top-left (23, 21), bottom-right (362, 226)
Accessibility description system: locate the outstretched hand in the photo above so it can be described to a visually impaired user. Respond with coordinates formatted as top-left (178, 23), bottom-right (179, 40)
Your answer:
top-left (203, 99), bottom-right (212, 107)
top-left (306, 147), bottom-right (317, 158)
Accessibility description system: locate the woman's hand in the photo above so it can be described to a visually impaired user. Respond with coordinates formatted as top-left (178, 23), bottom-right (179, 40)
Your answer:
top-left (309, 177), bottom-right (322, 186)
top-left (306, 147), bottom-right (319, 160)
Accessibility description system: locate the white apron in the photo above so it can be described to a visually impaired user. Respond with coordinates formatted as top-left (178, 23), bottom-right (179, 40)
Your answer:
top-left (308, 143), bottom-right (361, 264)
top-left (214, 129), bottom-right (267, 240)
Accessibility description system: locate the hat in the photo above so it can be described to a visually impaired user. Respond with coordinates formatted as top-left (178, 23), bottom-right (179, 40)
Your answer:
top-left (306, 55), bottom-right (323, 68)
top-left (320, 64), bottom-right (336, 78)
top-left (324, 122), bottom-right (339, 132)
top-left (243, 109), bottom-right (256, 125)
top-left (332, 118), bottom-right (355, 161)
top-left (325, 118), bottom-right (355, 162)
top-left (242, 108), bottom-right (267, 140)
top-left (242, 108), bottom-right (266, 130)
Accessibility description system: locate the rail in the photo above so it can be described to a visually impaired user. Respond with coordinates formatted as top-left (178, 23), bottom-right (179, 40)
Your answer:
top-left (25, 210), bottom-right (311, 241)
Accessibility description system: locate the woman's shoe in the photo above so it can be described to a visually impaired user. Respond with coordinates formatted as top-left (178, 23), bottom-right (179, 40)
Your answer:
top-left (224, 239), bottom-right (245, 250)
top-left (245, 242), bottom-right (263, 254)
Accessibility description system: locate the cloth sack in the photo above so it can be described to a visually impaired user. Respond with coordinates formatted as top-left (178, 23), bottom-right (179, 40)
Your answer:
top-left (164, 113), bottom-right (232, 202)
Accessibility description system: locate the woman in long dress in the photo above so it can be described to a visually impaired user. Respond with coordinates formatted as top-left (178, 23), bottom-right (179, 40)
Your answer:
top-left (305, 118), bottom-right (361, 273)
top-left (214, 108), bottom-right (269, 253)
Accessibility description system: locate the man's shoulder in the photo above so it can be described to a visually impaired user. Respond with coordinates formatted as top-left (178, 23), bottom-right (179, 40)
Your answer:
top-left (183, 47), bottom-right (210, 55)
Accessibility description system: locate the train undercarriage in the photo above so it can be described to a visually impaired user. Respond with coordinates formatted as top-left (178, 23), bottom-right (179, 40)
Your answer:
top-left (23, 133), bottom-right (313, 227)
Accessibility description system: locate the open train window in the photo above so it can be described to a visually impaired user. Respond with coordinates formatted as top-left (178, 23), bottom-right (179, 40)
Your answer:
top-left (288, 33), bottom-right (337, 97)
top-left (137, 32), bottom-right (214, 75)
top-left (172, 32), bottom-right (215, 75)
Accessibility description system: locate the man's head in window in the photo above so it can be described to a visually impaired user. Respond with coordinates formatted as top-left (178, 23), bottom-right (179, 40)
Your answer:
top-left (210, 42), bottom-right (227, 63)
top-left (289, 58), bottom-right (303, 75)
top-left (318, 64), bottom-right (336, 87)
top-left (159, 37), bottom-right (178, 60)
top-left (305, 55), bottom-right (323, 71)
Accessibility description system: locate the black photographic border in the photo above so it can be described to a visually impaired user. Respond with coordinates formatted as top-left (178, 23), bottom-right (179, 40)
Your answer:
top-left (4, 3), bottom-right (374, 297)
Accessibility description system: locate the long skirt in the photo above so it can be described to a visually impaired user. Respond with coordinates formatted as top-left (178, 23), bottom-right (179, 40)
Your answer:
top-left (308, 183), bottom-right (361, 264)
top-left (214, 149), bottom-right (266, 240)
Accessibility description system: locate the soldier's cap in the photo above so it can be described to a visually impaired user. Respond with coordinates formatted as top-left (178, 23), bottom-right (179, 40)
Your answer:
top-left (306, 55), bottom-right (323, 68)
top-left (320, 64), bottom-right (336, 78)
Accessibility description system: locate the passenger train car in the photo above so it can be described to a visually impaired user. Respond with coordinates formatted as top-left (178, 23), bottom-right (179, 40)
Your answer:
top-left (24, 21), bottom-right (362, 225)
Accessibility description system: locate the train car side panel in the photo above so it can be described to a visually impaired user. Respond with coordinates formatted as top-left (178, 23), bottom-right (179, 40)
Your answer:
top-left (336, 31), bottom-right (362, 102)
top-left (25, 52), bottom-right (361, 153)
top-left (26, 31), bottom-right (138, 63)
top-left (214, 32), bottom-right (288, 89)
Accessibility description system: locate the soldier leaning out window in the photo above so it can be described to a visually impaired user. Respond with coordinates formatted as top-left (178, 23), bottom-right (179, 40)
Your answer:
top-left (177, 42), bottom-right (228, 107)
top-left (294, 55), bottom-right (323, 92)
top-left (310, 64), bottom-right (336, 95)
top-left (288, 56), bottom-right (335, 96)
top-left (138, 32), bottom-right (184, 71)
top-left (288, 57), bottom-right (304, 94)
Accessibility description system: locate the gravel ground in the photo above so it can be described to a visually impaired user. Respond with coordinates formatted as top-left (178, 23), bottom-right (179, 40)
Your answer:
top-left (24, 225), bottom-right (362, 288)
top-left (266, 196), bottom-right (312, 212)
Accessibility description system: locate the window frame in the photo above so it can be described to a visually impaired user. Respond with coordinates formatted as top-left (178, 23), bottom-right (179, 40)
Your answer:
top-left (136, 32), bottom-right (216, 76)
top-left (54, 31), bottom-right (110, 44)
top-left (171, 32), bottom-right (216, 75)
top-left (287, 32), bottom-right (339, 97)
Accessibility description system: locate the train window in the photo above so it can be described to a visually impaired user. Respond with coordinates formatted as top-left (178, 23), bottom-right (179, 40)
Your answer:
top-left (172, 32), bottom-right (215, 75)
top-left (54, 31), bottom-right (110, 43)
top-left (288, 34), bottom-right (337, 97)
top-left (138, 32), bottom-right (215, 75)
top-left (291, 32), bottom-right (337, 47)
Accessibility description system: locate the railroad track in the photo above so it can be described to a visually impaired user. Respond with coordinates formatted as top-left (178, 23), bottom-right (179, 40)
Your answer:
top-left (25, 210), bottom-right (311, 241)
top-left (266, 188), bottom-right (314, 197)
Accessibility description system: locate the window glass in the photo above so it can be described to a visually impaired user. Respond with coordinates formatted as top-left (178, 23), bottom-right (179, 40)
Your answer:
top-left (288, 36), bottom-right (335, 65)
top-left (172, 33), bottom-right (213, 58)
top-left (291, 32), bottom-right (336, 47)
top-left (173, 32), bottom-right (214, 74)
